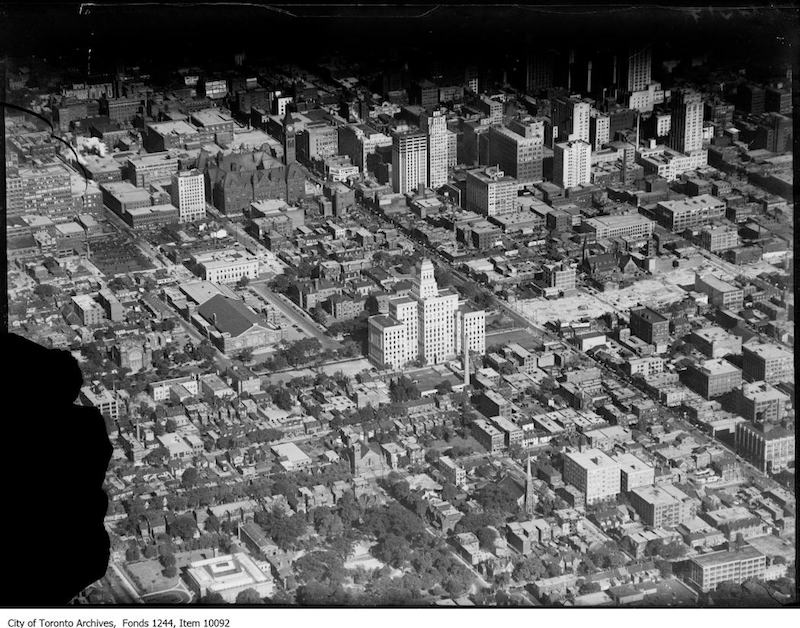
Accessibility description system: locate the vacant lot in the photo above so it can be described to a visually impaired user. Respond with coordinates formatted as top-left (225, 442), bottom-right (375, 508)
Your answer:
top-left (124, 559), bottom-right (179, 594)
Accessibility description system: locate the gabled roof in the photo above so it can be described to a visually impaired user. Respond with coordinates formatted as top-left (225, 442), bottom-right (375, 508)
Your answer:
top-left (197, 294), bottom-right (264, 337)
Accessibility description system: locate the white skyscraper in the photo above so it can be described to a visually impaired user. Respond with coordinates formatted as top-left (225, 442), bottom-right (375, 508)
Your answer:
top-left (670, 88), bottom-right (704, 154)
top-left (368, 259), bottom-right (486, 369)
top-left (391, 130), bottom-right (428, 194)
top-left (422, 109), bottom-right (449, 189)
top-left (171, 170), bottom-right (206, 223)
top-left (553, 140), bottom-right (591, 189)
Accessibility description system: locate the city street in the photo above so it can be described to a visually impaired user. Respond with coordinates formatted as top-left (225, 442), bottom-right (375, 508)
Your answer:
top-left (250, 280), bottom-right (341, 350)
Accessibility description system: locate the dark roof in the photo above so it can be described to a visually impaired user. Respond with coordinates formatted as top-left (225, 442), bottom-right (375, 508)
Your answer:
top-left (197, 294), bottom-right (263, 337)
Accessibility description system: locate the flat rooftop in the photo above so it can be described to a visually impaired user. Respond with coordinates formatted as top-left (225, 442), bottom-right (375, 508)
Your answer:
top-left (565, 448), bottom-right (619, 470)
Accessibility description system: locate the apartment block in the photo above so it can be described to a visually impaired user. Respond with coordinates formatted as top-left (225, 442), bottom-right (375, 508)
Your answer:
top-left (563, 448), bottom-right (621, 505)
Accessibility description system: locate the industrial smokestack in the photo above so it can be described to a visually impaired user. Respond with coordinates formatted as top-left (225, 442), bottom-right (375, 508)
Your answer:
top-left (587, 60), bottom-right (593, 94)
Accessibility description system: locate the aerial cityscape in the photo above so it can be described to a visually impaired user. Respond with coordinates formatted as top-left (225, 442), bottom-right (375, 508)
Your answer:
top-left (2, 3), bottom-right (796, 608)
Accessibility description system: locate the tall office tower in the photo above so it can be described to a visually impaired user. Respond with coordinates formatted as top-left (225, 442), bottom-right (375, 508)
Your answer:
top-left (488, 116), bottom-right (545, 183)
top-left (465, 166), bottom-right (518, 216)
top-left (171, 170), bottom-right (206, 223)
top-left (417, 272), bottom-right (459, 364)
top-left (526, 52), bottom-right (555, 92)
top-left (626, 46), bottom-right (652, 92)
top-left (553, 140), bottom-right (591, 189)
top-left (422, 109), bottom-right (449, 189)
top-left (391, 130), bottom-right (428, 194)
top-left (552, 96), bottom-right (591, 143)
top-left (669, 88), bottom-right (704, 153)
top-left (282, 108), bottom-right (296, 165)
top-left (368, 259), bottom-right (486, 369)
top-left (446, 129), bottom-right (458, 169)
top-left (464, 66), bottom-right (479, 93)
top-left (412, 258), bottom-right (439, 299)
top-left (589, 110), bottom-right (611, 151)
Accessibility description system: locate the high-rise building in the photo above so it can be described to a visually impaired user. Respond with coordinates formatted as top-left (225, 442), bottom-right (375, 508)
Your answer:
top-left (563, 448), bottom-right (621, 505)
top-left (465, 166), bottom-right (517, 216)
top-left (338, 124), bottom-right (393, 172)
top-left (552, 96), bottom-right (591, 143)
top-left (391, 130), bottom-right (427, 194)
top-left (526, 52), bottom-right (555, 92)
top-left (282, 109), bottom-right (296, 165)
top-left (368, 259), bottom-right (486, 369)
top-left (422, 109), bottom-right (449, 189)
top-left (589, 110), bottom-right (610, 151)
top-left (625, 47), bottom-right (652, 92)
top-left (171, 170), bottom-right (206, 223)
top-left (670, 89), bottom-right (704, 153)
top-left (487, 117), bottom-right (545, 183)
top-left (477, 95), bottom-right (503, 126)
top-left (553, 140), bottom-right (591, 189)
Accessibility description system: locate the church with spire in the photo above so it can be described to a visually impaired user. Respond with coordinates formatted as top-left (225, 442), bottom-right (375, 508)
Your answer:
top-left (367, 258), bottom-right (486, 370)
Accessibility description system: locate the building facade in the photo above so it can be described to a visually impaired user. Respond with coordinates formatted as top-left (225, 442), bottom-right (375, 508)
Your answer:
top-left (563, 448), bottom-right (621, 505)
top-left (391, 130), bottom-right (428, 194)
top-left (554, 140), bottom-right (591, 189)
top-left (465, 166), bottom-right (517, 216)
top-left (171, 170), bottom-right (206, 223)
